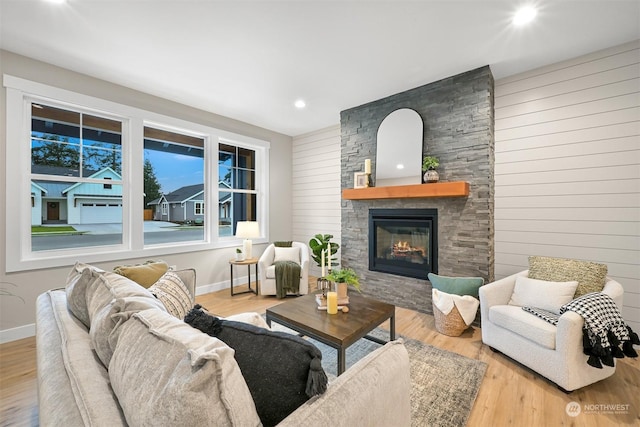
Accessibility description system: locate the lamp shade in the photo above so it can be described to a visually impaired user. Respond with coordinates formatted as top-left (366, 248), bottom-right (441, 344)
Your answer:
top-left (235, 221), bottom-right (260, 238)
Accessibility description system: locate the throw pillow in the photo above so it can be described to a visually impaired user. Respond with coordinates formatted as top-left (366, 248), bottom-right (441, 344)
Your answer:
top-left (109, 308), bottom-right (261, 427)
top-left (274, 241), bottom-right (293, 247)
top-left (273, 246), bottom-right (300, 264)
top-left (509, 276), bottom-right (579, 314)
top-left (90, 295), bottom-right (167, 367)
top-left (113, 260), bottom-right (169, 288)
top-left (528, 256), bottom-right (607, 298)
top-left (427, 273), bottom-right (484, 298)
top-left (65, 262), bottom-right (105, 327)
top-left (148, 271), bottom-right (193, 319)
top-left (184, 305), bottom-right (328, 427)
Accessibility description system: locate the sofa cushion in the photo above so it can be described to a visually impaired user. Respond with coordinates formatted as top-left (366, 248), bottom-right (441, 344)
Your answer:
top-left (113, 260), bottom-right (169, 288)
top-left (528, 256), bottom-right (607, 298)
top-left (41, 290), bottom-right (128, 426)
top-left (508, 275), bottom-right (579, 314)
top-left (490, 305), bottom-right (557, 350)
top-left (109, 309), bottom-right (261, 427)
top-left (273, 247), bottom-right (300, 264)
top-left (148, 271), bottom-right (192, 319)
top-left (185, 306), bottom-right (328, 427)
top-left (85, 271), bottom-right (157, 325)
top-left (428, 273), bottom-right (484, 298)
top-left (90, 295), bottom-right (166, 367)
top-left (65, 262), bottom-right (105, 328)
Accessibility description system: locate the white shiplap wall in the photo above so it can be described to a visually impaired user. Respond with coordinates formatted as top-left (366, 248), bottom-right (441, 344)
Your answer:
top-left (292, 125), bottom-right (342, 276)
top-left (494, 40), bottom-right (640, 332)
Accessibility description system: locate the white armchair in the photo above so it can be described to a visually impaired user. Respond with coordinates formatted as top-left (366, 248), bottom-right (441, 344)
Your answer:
top-left (258, 242), bottom-right (310, 296)
top-left (479, 270), bottom-right (624, 391)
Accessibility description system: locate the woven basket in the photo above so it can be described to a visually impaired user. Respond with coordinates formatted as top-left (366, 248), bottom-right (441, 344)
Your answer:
top-left (433, 302), bottom-right (468, 336)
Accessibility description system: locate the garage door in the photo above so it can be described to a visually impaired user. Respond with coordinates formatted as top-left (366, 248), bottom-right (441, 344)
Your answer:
top-left (79, 200), bottom-right (122, 224)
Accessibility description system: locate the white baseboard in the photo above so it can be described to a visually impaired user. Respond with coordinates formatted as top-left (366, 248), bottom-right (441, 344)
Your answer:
top-left (0, 323), bottom-right (35, 344)
top-left (195, 275), bottom-right (251, 296)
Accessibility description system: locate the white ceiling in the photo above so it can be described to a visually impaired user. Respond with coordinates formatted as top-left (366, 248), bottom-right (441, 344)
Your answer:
top-left (1, 1), bottom-right (639, 137)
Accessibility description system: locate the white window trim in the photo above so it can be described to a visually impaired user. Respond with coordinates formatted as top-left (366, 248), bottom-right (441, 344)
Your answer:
top-left (4, 75), bottom-right (270, 272)
top-left (194, 202), bottom-right (204, 216)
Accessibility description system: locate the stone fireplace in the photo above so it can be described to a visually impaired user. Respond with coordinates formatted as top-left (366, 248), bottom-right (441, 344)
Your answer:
top-left (369, 208), bottom-right (437, 280)
top-left (340, 66), bottom-right (495, 315)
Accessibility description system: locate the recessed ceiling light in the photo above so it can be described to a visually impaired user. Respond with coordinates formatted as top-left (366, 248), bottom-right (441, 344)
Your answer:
top-left (44, 0), bottom-right (67, 4)
top-left (513, 5), bottom-right (537, 26)
top-left (294, 99), bottom-right (306, 109)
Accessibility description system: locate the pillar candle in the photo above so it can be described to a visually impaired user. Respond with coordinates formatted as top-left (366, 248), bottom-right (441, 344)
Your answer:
top-left (321, 249), bottom-right (325, 277)
top-left (365, 158), bottom-right (371, 174)
top-left (326, 239), bottom-right (330, 272)
top-left (327, 291), bottom-right (338, 314)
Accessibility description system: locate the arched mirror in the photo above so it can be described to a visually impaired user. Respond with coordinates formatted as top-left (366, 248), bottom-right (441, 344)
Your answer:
top-left (375, 108), bottom-right (423, 186)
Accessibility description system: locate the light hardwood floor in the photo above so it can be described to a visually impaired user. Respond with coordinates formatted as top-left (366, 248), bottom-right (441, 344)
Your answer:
top-left (1, 282), bottom-right (638, 426)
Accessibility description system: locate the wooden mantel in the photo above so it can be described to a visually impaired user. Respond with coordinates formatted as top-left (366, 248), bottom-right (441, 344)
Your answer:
top-left (342, 181), bottom-right (469, 200)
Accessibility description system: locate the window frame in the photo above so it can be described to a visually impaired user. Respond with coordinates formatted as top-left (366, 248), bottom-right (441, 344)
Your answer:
top-left (194, 201), bottom-right (204, 216)
top-left (4, 75), bottom-right (270, 272)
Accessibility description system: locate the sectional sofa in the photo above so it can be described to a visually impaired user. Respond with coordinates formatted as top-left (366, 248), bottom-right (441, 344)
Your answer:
top-left (36, 263), bottom-right (411, 426)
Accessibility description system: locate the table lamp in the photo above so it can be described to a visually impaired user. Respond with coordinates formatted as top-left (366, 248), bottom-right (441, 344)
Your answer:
top-left (235, 221), bottom-right (260, 259)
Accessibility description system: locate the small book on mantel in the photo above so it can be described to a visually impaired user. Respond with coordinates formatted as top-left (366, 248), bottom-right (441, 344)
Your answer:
top-left (316, 294), bottom-right (349, 308)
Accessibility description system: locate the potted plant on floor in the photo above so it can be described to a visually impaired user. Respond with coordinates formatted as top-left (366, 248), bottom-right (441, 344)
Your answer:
top-left (327, 268), bottom-right (361, 299)
top-left (422, 155), bottom-right (440, 183)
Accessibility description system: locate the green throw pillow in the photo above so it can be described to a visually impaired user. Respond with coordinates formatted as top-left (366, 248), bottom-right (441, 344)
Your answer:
top-left (428, 273), bottom-right (484, 298)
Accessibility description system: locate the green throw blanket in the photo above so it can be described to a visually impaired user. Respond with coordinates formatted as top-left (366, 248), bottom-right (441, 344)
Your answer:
top-left (274, 261), bottom-right (301, 298)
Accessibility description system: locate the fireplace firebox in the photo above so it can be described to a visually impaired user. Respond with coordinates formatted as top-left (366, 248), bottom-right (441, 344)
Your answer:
top-left (368, 209), bottom-right (437, 280)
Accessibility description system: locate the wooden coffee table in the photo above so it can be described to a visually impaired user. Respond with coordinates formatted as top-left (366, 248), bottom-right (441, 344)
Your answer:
top-left (266, 292), bottom-right (395, 375)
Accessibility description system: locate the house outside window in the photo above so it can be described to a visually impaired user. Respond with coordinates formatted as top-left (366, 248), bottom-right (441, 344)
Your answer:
top-left (5, 76), bottom-right (270, 272)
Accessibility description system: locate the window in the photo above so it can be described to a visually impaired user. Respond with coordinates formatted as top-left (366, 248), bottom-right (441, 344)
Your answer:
top-left (218, 143), bottom-right (257, 237)
top-left (143, 126), bottom-right (205, 245)
top-left (30, 102), bottom-right (123, 251)
top-left (5, 76), bottom-right (270, 272)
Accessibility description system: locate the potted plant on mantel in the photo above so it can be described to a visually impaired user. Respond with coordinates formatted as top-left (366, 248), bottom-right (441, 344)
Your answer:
top-left (327, 268), bottom-right (361, 300)
top-left (422, 155), bottom-right (440, 183)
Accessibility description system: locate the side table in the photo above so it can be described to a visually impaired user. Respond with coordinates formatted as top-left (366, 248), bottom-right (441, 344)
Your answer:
top-left (229, 258), bottom-right (259, 296)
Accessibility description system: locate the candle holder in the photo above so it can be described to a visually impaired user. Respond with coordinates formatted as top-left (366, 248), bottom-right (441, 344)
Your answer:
top-left (316, 277), bottom-right (331, 297)
top-left (366, 173), bottom-right (374, 187)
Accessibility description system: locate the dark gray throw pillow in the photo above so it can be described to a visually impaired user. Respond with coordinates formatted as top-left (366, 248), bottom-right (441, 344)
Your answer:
top-left (184, 305), bottom-right (327, 427)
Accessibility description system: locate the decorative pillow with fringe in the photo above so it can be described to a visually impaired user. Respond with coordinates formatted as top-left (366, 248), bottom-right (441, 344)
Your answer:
top-left (185, 305), bottom-right (327, 427)
top-left (148, 271), bottom-right (192, 319)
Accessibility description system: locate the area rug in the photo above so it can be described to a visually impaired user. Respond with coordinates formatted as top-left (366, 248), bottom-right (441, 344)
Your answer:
top-left (270, 323), bottom-right (487, 427)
